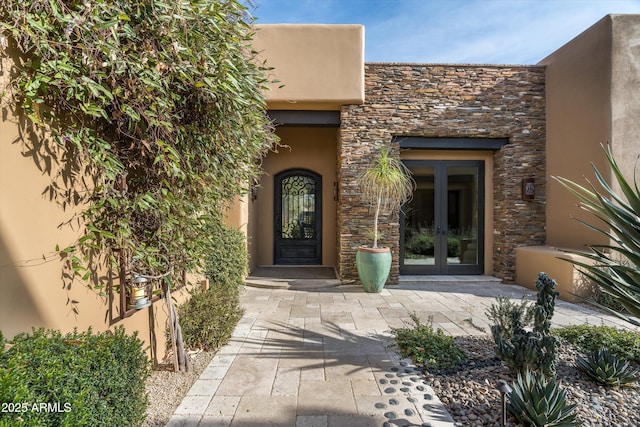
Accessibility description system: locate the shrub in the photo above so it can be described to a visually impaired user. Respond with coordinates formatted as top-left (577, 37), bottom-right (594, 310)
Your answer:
top-left (0, 327), bottom-right (149, 427)
top-left (2, 0), bottom-right (279, 299)
top-left (178, 285), bottom-right (244, 351)
top-left (554, 325), bottom-right (640, 365)
top-left (446, 236), bottom-right (460, 257)
top-left (593, 286), bottom-right (632, 312)
top-left (405, 228), bottom-right (472, 257)
top-left (576, 348), bottom-right (640, 386)
top-left (490, 272), bottom-right (560, 378)
top-left (507, 370), bottom-right (579, 427)
top-left (178, 225), bottom-right (246, 351)
top-left (405, 231), bottom-right (435, 256)
top-left (391, 313), bottom-right (466, 372)
top-left (486, 296), bottom-right (534, 342)
top-left (205, 226), bottom-right (248, 288)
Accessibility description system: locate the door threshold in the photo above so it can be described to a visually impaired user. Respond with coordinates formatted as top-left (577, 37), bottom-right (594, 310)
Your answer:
top-left (399, 275), bottom-right (501, 282)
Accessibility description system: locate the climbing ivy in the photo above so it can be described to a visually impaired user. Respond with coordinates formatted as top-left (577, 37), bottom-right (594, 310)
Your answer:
top-left (0, 0), bottom-right (277, 292)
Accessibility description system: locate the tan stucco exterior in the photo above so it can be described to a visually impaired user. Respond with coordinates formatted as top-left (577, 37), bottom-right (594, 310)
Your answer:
top-left (3, 16), bottom-right (639, 348)
top-left (253, 24), bottom-right (365, 110)
top-left (541, 14), bottom-right (640, 250)
top-left (224, 195), bottom-right (250, 238)
top-left (236, 24), bottom-right (364, 270)
top-left (254, 127), bottom-right (338, 267)
top-left (610, 15), bottom-right (640, 193)
top-left (516, 246), bottom-right (594, 302)
top-left (516, 14), bottom-right (639, 297)
top-left (0, 51), bottom-right (191, 359)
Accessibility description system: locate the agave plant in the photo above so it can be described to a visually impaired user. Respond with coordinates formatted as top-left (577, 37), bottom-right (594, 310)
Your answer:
top-left (576, 348), bottom-right (640, 387)
top-left (554, 144), bottom-right (640, 326)
top-left (507, 370), bottom-right (579, 427)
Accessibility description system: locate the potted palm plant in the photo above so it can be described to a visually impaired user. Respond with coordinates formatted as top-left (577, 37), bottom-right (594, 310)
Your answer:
top-left (356, 144), bottom-right (414, 292)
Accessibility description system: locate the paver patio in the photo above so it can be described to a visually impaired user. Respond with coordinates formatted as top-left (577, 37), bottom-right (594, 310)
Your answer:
top-left (167, 276), bottom-right (637, 427)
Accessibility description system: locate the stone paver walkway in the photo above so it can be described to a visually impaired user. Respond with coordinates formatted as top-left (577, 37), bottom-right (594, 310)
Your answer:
top-left (167, 277), bottom-right (637, 427)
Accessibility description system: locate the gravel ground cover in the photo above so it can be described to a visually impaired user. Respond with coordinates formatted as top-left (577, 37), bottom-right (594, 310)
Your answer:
top-left (143, 350), bottom-right (215, 427)
top-left (430, 336), bottom-right (640, 427)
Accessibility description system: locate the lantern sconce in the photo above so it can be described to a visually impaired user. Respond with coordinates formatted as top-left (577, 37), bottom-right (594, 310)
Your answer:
top-left (129, 274), bottom-right (151, 310)
top-left (522, 177), bottom-right (535, 200)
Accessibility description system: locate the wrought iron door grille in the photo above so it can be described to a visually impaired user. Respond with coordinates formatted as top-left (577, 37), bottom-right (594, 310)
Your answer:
top-left (280, 175), bottom-right (316, 240)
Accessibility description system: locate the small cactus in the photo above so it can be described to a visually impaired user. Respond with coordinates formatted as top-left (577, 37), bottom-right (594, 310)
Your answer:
top-left (490, 272), bottom-right (560, 377)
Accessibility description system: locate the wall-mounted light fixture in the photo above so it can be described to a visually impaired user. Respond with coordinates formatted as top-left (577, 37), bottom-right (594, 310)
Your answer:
top-left (522, 177), bottom-right (535, 200)
top-left (130, 275), bottom-right (151, 310)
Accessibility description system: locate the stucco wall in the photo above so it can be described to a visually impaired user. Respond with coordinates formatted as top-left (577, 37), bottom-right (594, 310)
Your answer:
top-left (610, 15), bottom-right (640, 190)
top-left (0, 50), bottom-right (189, 361)
top-left (256, 127), bottom-right (338, 267)
top-left (541, 14), bottom-right (640, 250)
top-left (253, 24), bottom-right (364, 110)
top-left (338, 64), bottom-right (546, 283)
top-left (246, 192), bottom-right (261, 272)
top-left (516, 246), bottom-right (594, 302)
top-left (540, 16), bottom-right (613, 249)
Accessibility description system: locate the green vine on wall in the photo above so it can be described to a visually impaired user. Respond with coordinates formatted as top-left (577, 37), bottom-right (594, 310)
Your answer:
top-left (0, 0), bottom-right (278, 297)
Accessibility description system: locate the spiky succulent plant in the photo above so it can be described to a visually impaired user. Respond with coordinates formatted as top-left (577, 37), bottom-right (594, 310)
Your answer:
top-left (491, 273), bottom-right (560, 378)
top-left (576, 348), bottom-right (640, 386)
top-left (554, 144), bottom-right (640, 327)
top-left (507, 370), bottom-right (579, 427)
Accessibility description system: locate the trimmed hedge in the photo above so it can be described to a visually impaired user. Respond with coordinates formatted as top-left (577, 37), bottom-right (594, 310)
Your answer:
top-left (178, 226), bottom-right (246, 351)
top-left (178, 286), bottom-right (244, 351)
top-left (205, 226), bottom-right (249, 288)
top-left (0, 327), bottom-right (149, 426)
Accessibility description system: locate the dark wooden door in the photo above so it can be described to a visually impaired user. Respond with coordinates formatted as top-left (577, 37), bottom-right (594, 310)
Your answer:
top-left (274, 169), bottom-right (322, 264)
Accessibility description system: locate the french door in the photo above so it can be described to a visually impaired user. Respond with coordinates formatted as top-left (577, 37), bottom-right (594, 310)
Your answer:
top-left (400, 160), bottom-right (484, 275)
top-left (274, 169), bottom-right (322, 264)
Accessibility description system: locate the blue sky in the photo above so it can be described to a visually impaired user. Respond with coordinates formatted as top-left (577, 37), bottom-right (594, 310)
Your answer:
top-left (250, 0), bottom-right (640, 64)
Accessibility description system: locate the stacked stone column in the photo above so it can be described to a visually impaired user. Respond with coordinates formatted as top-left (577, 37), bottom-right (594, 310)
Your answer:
top-left (337, 64), bottom-right (546, 284)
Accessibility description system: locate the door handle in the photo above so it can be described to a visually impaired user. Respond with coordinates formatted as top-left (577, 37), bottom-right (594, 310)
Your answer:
top-left (435, 226), bottom-right (447, 235)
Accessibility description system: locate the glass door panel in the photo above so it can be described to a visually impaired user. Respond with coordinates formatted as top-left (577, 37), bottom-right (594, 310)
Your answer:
top-left (446, 166), bottom-right (479, 267)
top-left (402, 166), bottom-right (436, 267)
top-left (401, 160), bottom-right (484, 275)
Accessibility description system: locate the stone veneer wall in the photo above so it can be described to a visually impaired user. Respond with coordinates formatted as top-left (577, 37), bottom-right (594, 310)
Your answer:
top-left (338, 63), bottom-right (546, 284)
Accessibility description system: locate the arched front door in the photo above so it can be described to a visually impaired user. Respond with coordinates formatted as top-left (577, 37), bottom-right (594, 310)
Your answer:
top-left (274, 169), bottom-right (322, 264)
